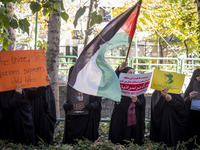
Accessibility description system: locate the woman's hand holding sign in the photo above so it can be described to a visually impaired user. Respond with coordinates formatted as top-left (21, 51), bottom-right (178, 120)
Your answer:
top-left (189, 91), bottom-right (197, 101)
top-left (15, 85), bottom-right (22, 94)
top-left (161, 88), bottom-right (172, 102)
top-left (131, 95), bottom-right (137, 103)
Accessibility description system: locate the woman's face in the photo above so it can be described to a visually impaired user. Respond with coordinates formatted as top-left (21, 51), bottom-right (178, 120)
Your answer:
top-left (196, 74), bottom-right (200, 81)
top-left (127, 69), bottom-right (135, 74)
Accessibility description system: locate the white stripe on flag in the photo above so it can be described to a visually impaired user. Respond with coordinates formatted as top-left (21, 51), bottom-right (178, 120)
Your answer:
top-left (73, 49), bottom-right (102, 95)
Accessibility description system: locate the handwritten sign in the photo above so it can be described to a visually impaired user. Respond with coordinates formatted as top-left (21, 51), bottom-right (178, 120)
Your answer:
top-left (0, 50), bottom-right (49, 92)
top-left (119, 72), bottom-right (152, 97)
top-left (150, 69), bottom-right (185, 94)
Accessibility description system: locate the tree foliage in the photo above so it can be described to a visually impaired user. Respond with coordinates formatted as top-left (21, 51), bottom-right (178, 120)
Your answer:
top-left (112, 0), bottom-right (199, 57)
top-left (73, 1), bottom-right (103, 29)
top-left (0, 0), bottom-right (30, 50)
top-left (142, 0), bottom-right (199, 57)
top-left (0, 0), bottom-right (69, 50)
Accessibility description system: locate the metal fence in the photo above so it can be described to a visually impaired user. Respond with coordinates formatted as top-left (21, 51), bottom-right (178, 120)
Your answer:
top-left (59, 56), bottom-right (200, 74)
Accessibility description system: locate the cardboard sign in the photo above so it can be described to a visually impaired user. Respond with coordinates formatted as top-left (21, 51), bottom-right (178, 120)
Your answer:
top-left (119, 72), bottom-right (152, 97)
top-left (150, 69), bottom-right (185, 94)
top-left (0, 50), bottom-right (49, 92)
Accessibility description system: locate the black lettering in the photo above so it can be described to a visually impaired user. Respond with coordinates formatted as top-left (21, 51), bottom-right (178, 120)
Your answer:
top-left (0, 56), bottom-right (9, 66)
top-left (24, 67), bottom-right (44, 75)
top-left (11, 56), bottom-right (30, 64)
top-left (25, 76), bottom-right (36, 82)
top-left (0, 70), bottom-right (20, 78)
top-left (11, 76), bottom-right (22, 84)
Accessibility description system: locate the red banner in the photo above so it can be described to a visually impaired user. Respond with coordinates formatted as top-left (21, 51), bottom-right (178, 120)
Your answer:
top-left (0, 50), bottom-right (49, 92)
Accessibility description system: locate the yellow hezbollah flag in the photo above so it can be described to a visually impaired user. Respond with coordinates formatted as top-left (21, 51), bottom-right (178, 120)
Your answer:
top-left (150, 69), bottom-right (185, 94)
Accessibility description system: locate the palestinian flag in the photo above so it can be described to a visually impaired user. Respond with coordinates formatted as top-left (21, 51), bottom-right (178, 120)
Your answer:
top-left (68, 0), bottom-right (142, 101)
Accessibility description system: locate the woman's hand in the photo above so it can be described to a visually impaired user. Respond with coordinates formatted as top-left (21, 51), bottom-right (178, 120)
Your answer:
top-left (15, 85), bottom-right (22, 94)
top-left (47, 74), bottom-right (51, 82)
top-left (189, 91), bottom-right (197, 100)
top-left (119, 62), bottom-right (127, 71)
top-left (131, 95), bottom-right (137, 103)
top-left (165, 94), bottom-right (172, 102)
top-left (161, 88), bottom-right (172, 102)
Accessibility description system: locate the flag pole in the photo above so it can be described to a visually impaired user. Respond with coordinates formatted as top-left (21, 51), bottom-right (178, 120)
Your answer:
top-left (125, 42), bottom-right (132, 62)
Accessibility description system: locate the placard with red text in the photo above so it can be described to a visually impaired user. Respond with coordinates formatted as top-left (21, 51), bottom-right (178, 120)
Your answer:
top-left (119, 72), bottom-right (152, 97)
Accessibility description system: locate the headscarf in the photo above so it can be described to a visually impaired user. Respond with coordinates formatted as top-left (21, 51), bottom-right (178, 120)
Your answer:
top-left (116, 66), bottom-right (134, 77)
top-left (122, 67), bottom-right (134, 73)
top-left (184, 69), bottom-right (200, 99)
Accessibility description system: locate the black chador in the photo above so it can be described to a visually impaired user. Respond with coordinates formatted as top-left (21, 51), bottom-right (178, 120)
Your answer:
top-left (63, 66), bottom-right (102, 144)
top-left (184, 69), bottom-right (200, 148)
top-left (150, 90), bottom-right (187, 147)
top-left (0, 90), bottom-right (35, 145)
top-left (109, 67), bottom-right (146, 145)
top-left (25, 85), bottom-right (56, 145)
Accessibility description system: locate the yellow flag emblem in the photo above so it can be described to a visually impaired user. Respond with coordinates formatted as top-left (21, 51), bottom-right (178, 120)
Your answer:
top-left (150, 69), bottom-right (185, 94)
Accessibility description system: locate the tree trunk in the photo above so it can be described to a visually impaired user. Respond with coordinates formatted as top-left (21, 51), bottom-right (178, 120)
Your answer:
top-left (7, 2), bottom-right (16, 51)
top-left (83, 0), bottom-right (94, 47)
top-left (46, 2), bottom-right (61, 118)
top-left (184, 39), bottom-right (189, 57)
top-left (159, 38), bottom-right (163, 64)
top-left (196, 0), bottom-right (200, 26)
top-left (196, 0), bottom-right (200, 47)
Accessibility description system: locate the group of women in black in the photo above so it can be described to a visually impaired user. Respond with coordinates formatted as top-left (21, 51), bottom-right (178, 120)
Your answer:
top-left (1, 63), bottom-right (200, 149)
top-left (150, 68), bottom-right (200, 148)
top-left (109, 63), bottom-right (200, 148)
top-left (0, 76), bottom-right (57, 145)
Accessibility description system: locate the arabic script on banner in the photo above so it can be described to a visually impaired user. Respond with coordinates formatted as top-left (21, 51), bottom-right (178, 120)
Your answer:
top-left (119, 72), bottom-right (152, 97)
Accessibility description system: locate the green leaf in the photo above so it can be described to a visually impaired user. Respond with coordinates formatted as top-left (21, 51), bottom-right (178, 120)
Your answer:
top-left (48, 7), bottom-right (54, 15)
top-left (90, 11), bottom-right (102, 27)
top-left (43, 2), bottom-right (52, 8)
top-left (30, 1), bottom-right (41, 14)
top-left (13, 14), bottom-right (18, 19)
top-left (42, 8), bottom-right (49, 16)
top-left (9, 18), bottom-right (18, 29)
top-left (19, 18), bottom-right (30, 35)
top-left (3, 15), bottom-right (10, 29)
top-left (73, 6), bottom-right (86, 28)
top-left (53, 3), bottom-right (60, 11)
top-left (37, 40), bottom-right (48, 50)
top-left (60, 0), bottom-right (65, 10)
top-left (60, 12), bottom-right (69, 22)
top-left (2, 0), bottom-right (13, 3)
top-left (3, 37), bottom-right (9, 50)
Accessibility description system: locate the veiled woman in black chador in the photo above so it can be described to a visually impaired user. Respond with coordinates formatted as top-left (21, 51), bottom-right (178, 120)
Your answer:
top-left (150, 87), bottom-right (187, 147)
top-left (184, 69), bottom-right (200, 148)
top-left (63, 66), bottom-right (102, 144)
top-left (109, 62), bottom-right (146, 145)
top-left (0, 86), bottom-right (35, 145)
top-left (24, 75), bottom-right (56, 145)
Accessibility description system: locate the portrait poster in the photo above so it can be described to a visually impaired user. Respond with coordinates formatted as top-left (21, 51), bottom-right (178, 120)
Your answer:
top-left (67, 85), bottom-right (89, 115)
top-left (150, 69), bottom-right (185, 94)
top-left (0, 50), bottom-right (49, 92)
top-left (119, 72), bottom-right (152, 97)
